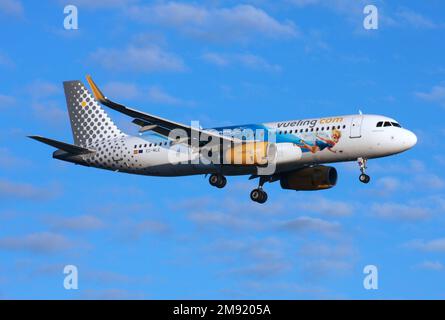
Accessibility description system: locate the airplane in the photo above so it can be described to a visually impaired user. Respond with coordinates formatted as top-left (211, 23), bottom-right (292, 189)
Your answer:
top-left (29, 76), bottom-right (417, 204)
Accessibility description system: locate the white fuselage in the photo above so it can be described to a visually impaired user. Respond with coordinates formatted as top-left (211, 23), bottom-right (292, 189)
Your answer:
top-left (73, 114), bottom-right (417, 177)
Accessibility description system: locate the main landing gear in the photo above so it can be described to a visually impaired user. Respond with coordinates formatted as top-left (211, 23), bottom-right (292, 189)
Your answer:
top-left (250, 177), bottom-right (268, 204)
top-left (209, 174), bottom-right (227, 188)
top-left (357, 157), bottom-right (371, 184)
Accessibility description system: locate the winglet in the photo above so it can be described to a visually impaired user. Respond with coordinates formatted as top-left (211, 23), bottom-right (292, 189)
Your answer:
top-left (86, 75), bottom-right (106, 102)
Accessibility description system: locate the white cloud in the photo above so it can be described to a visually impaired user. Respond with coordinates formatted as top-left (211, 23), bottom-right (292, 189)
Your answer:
top-left (0, 232), bottom-right (72, 254)
top-left (102, 82), bottom-right (140, 100)
top-left (0, 148), bottom-right (29, 168)
top-left (126, 3), bottom-right (298, 43)
top-left (189, 211), bottom-right (263, 231)
top-left (31, 101), bottom-right (66, 124)
top-left (48, 215), bottom-right (105, 232)
top-left (371, 202), bottom-right (430, 221)
top-left (0, 94), bottom-right (16, 108)
top-left (0, 0), bottom-right (24, 17)
top-left (414, 174), bottom-right (445, 190)
top-left (114, 218), bottom-right (171, 242)
top-left (280, 216), bottom-right (341, 236)
top-left (203, 52), bottom-right (281, 72)
top-left (302, 258), bottom-right (353, 277)
top-left (91, 46), bottom-right (186, 73)
top-left (405, 238), bottom-right (445, 252)
top-left (0, 179), bottom-right (60, 200)
top-left (67, 0), bottom-right (137, 9)
top-left (290, 0), bottom-right (370, 20)
top-left (415, 261), bottom-right (444, 271)
top-left (395, 7), bottom-right (439, 29)
top-left (102, 81), bottom-right (192, 106)
top-left (298, 242), bottom-right (355, 259)
top-left (374, 176), bottom-right (401, 194)
top-left (294, 196), bottom-right (354, 217)
top-left (27, 80), bottom-right (59, 100)
top-left (147, 86), bottom-right (184, 106)
top-left (416, 85), bottom-right (445, 107)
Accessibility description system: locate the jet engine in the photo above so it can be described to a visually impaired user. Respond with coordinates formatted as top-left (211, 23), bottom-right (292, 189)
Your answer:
top-left (224, 141), bottom-right (269, 166)
top-left (280, 165), bottom-right (338, 191)
top-left (268, 142), bottom-right (302, 165)
top-left (224, 142), bottom-right (302, 166)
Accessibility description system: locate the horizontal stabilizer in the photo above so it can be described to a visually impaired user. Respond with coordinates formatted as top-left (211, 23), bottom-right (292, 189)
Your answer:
top-left (28, 136), bottom-right (95, 155)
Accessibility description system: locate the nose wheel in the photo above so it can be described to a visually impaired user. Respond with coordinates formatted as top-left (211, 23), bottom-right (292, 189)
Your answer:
top-left (359, 173), bottom-right (371, 183)
top-left (357, 157), bottom-right (371, 184)
top-left (209, 174), bottom-right (227, 188)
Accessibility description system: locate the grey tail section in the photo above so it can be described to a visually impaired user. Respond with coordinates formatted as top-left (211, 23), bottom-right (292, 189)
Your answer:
top-left (28, 136), bottom-right (94, 155)
top-left (63, 80), bottom-right (126, 147)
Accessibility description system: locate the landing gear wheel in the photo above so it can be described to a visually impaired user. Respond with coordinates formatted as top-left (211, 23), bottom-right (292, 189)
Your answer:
top-left (209, 174), bottom-right (227, 188)
top-left (216, 176), bottom-right (227, 189)
top-left (257, 191), bottom-right (268, 204)
top-left (357, 157), bottom-right (371, 184)
top-left (250, 189), bottom-right (268, 204)
top-left (359, 174), bottom-right (370, 184)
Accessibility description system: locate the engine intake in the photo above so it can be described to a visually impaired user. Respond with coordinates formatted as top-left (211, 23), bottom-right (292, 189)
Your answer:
top-left (280, 165), bottom-right (338, 191)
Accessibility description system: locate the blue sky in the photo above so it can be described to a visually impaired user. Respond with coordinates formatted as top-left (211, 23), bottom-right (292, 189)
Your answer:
top-left (1, 0), bottom-right (445, 299)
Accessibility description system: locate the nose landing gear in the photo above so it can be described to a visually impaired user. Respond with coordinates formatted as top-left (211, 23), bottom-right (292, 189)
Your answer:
top-left (209, 174), bottom-right (227, 188)
top-left (357, 157), bottom-right (371, 184)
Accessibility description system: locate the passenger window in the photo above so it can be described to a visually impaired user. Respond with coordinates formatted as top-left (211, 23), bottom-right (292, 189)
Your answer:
top-left (384, 122), bottom-right (392, 127)
top-left (376, 122), bottom-right (383, 127)
top-left (305, 128), bottom-right (308, 132)
top-left (343, 125), bottom-right (346, 129)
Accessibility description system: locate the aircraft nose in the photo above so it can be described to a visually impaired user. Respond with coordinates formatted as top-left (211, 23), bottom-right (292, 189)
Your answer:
top-left (405, 130), bottom-right (417, 149)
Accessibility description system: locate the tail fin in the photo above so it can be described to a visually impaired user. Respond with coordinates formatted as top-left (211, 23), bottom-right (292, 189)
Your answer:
top-left (63, 79), bottom-right (126, 147)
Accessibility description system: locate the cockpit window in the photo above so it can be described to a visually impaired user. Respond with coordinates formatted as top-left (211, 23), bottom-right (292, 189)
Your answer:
top-left (376, 121), bottom-right (383, 127)
top-left (384, 122), bottom-right (392, 127)
top-left (391, 122), bottom-right (401, 128)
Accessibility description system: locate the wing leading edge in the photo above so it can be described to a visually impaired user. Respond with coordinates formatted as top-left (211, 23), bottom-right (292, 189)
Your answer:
top-left (86, 75), bottom-right (236, 146)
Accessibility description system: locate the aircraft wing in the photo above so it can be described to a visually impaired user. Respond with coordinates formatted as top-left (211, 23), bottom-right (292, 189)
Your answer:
top-left (86, 76), bottom-right (237, 146)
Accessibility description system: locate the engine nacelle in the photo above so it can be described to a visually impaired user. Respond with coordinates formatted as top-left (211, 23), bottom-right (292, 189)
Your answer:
top-left (224, 141), bottom-right (269, 166)
top-left (280, 165), bottom-right (338, 191)
top-left (224, 142), bottom-right (302, 166)
top-left (268, 143), bottom-right (302, 165)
